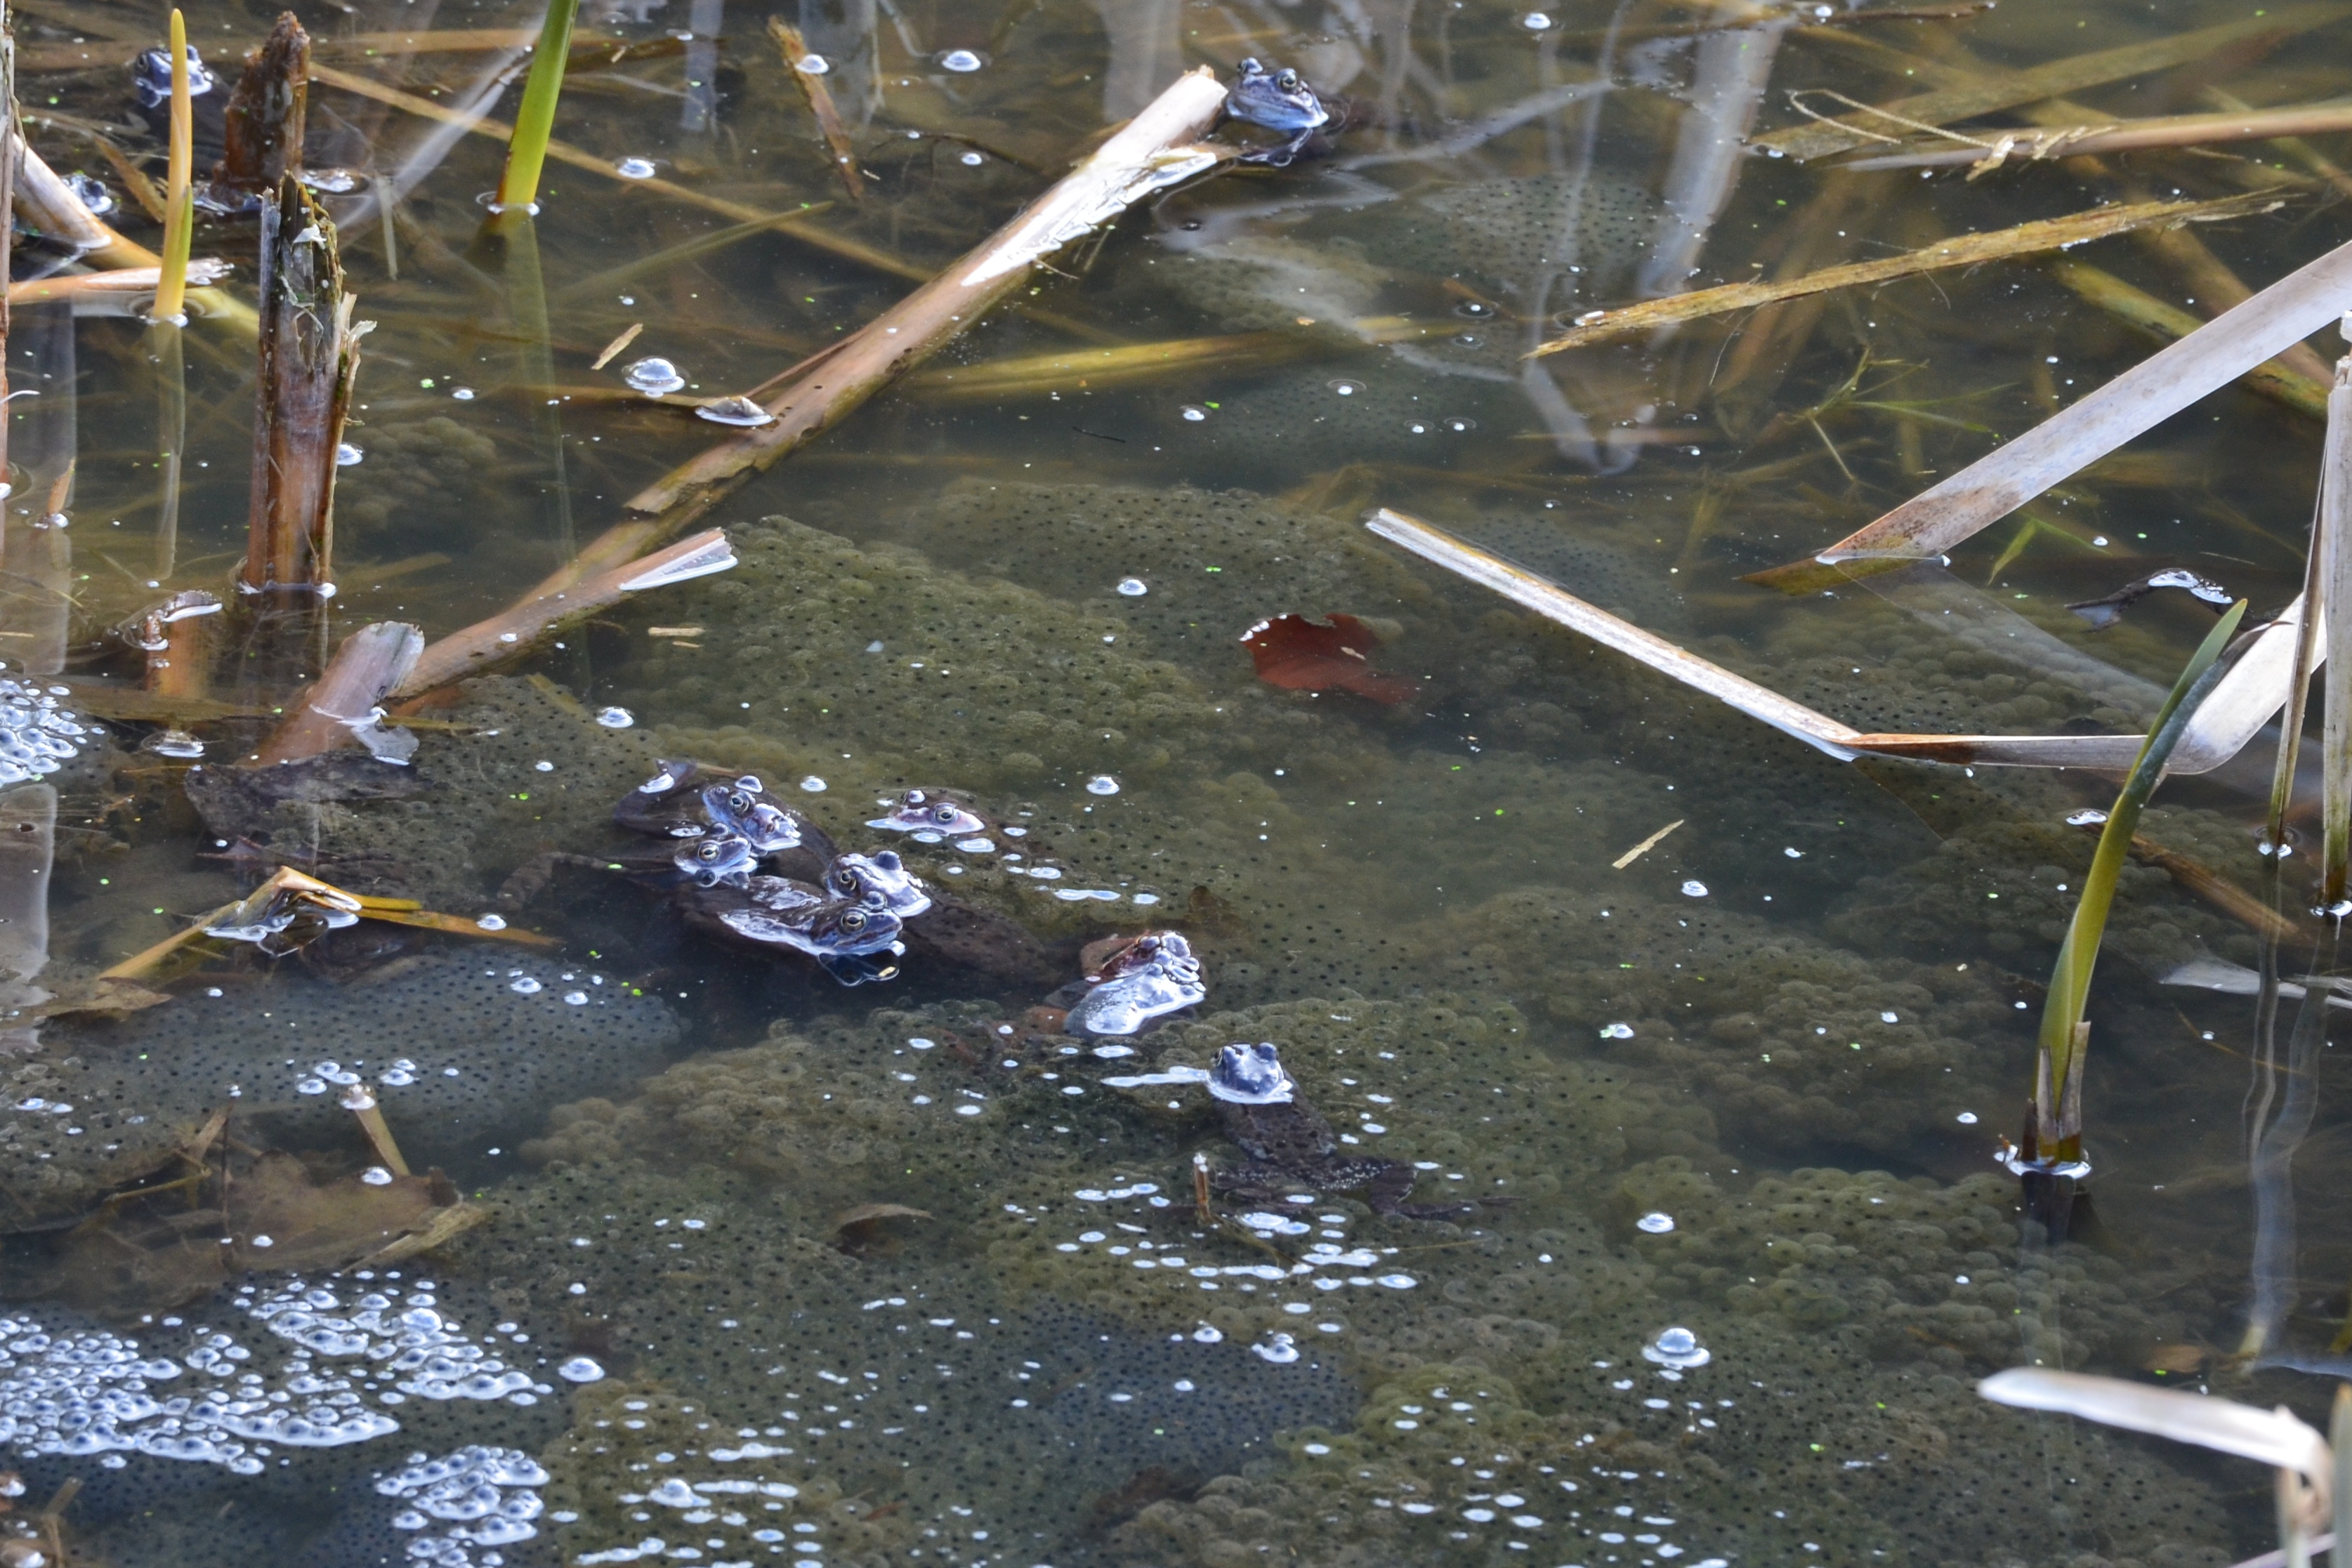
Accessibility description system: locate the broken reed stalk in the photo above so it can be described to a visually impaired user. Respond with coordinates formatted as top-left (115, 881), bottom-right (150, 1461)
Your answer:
top-left (539, 67), bottom-right (1232, 592)
top-left (12, 140), bottom-right (254, 333)
top-left (210, 12), bottom-right (308, 204)
top-left (1532, 192), bottom-right (2279, 355)
top-left (1747, 230), bottom-right (2352, 592)
top-left (343, 1084), bottom-right (410, 1175)
top-left (767, 18), bottom-right (865, 202)
top-left (2027, 600), bottom-right (2245, 1178)
top-left (150, 8), bottom-right (195, 324)
top-left (1752, 3), bottom-right (2351, 160)
top-left (1841, 100), bottom-right (2352, 172)
top-left (242, 178), bottom-right (362, 595)
top-left (388, 527), bottom-right (734, 701)
top-left (2323, 341), bottom-right (2352, 910)
top-left (254, 621), bottom-right (422, 765)
top-left (4, 263), bottom-right (230, 311)
top-left (493, 0), bottom-right (579, 211)
top-left (0, 0), bottom-right (13, 503)
top-left (2044, 258), bottom-right (2330, 420)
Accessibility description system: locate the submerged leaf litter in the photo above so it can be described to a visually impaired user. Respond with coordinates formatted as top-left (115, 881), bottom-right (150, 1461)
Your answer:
top-left (4, 0), bottom-right (2347, 1564)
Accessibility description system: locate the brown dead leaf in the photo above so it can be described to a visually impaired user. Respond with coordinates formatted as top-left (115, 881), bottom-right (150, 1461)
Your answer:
top-left (831, 1203), bottom-right (932, 1256)
top-left (2142, 1343), bottom-right (2208, 1375)
top-left (31, 976), bottom-right (176, 1020)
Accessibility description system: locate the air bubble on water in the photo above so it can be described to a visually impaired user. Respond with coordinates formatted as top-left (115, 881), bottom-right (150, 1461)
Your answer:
top-left (251, 1235), bottom-right (274, 1248)
top-left (615, 157), bottom-right (659, 178)
top-left (361, 1166), bottom-right (394, 1186)
top-left (1523, 10), bottom-right (1553, 26)
top-left (1454, 300), bottom-right (1495, 318)
top-left (1405, 421), bottom-right (1429, 434)
top-left (794, 53), bottom-right (828, 73)
top-left (596, 706), bottom-right (635, 728)
top-left (1680, 879), bottom-right (1709, 897)
top-left (1192, 1324), bottom-right (1223, 1344)
top-left (1598, 1022), bottom-right (1634, 1039)
top-left (476, 914), bottom-right (507, 930)
top-left (1956, 1111), bottom-right (1978, 1125)
top-left (1117, 577), bottom-right (1148, 596)
top-left (1181, 404), bottom-right (1209, 421)
top-left (960, 151), bottom-right (985, 166)
top-left (1636, 1211), bottom-right (1676, 1234)
top-left (938, 48), bottom-right (985, 71)
top-left (800, 775), bottom-right (827, 793)
top-left (1327, 379), bottom-right (1362, 396)
top-left (296, 1078), bottom-right (327, 1095)
top-left (1784, 845), bottom-right (1804, 858)
top-left (1444, 416), bottom-right (1476, 433)
top-left (336, 443), bottom-right (364, 466)
top-left (563, 991), bottom-right (589, 1006)
top-left (1086, 775), bottom-right (1119, 796)
top-left (558, 1356), bottom-right (607, 1383)
top-left (1252, 1333), bottom-right (1301, 1364)
top-left (1643, 1326), bottom-right (1711, 1369)
top-left (624, 357), bottom-right (686, 395)
top-left (2066, 809), bottom-right (2109, 826)
top-left (145, 730), bottom-right (204, 759)
top-left (510, 977), bottom-right (543, 995)
top-left (450, 387), bottom-right (475, 401)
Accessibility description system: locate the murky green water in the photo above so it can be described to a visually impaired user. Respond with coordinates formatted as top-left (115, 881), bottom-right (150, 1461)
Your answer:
top-left (2, 0), bottom-right (2348, 1563)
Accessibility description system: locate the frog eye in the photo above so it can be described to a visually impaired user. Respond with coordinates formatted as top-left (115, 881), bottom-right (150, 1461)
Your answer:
top-left (1276, 69), bottom-right (1299, 90)
top-left (695, 841), bottom-right (723, 862)
top-left (840, 909), bottom-right (867, 933)
top-left (931, 805), bottom-right (961, 825)
top-left (728, 791), bottom-right (754, 813)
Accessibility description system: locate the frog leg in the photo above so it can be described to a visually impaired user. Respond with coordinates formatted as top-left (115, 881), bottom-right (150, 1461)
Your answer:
top-left (1365, 1163), bottom-right (1476, 1220)
top-left (815, 949), bottom-right (902, 987)
top-left (1236, 129), bottom-right (1317, 168)
top-left (1207, 1164), bottom-right (1316, 1208)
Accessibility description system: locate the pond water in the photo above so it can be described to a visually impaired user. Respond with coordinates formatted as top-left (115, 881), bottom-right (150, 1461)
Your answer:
top-left (0, 0), bottom-right (2346, 1563)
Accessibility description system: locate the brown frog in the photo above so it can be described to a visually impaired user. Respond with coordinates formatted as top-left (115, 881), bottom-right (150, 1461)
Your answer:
top-left (1207, 1043), bottom-right (1469, 1220)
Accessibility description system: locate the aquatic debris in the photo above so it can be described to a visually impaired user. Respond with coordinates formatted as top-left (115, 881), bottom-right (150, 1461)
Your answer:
top-left (1851, 98), bottom-right (2352, 173)
top-left (831, 1202), bottom-right (933, 1254)
top-left (1240, 614), bottom-right (1418, 705)
top-left (1367, 508), bottom-right (2301, 774)
top-left (1980, 1368), bottom-right (2332, 1557)
top-left (1643, 1327), bottom-right (1711, 1369)
top-left (591, 322), bottom-right (644, 370)
top-left (244, 176), bottom-right (363, 594)
top-left (1534, 192), bottom-right (2278, 355)
top-left (209, 13), bottom-right (310, 207)
top-left (1611, 819), bottom-right (1683, 869)
top-left (768, 17), bottom-right (865, 200)
top-left (2067, 568), bottom-right (2235, 630)
top-left (695, 394), bottom-right (775, 428)
top-left (257, 621), bottom-right (423, 765)
top-left (624, 356), bottom-right (687, 395)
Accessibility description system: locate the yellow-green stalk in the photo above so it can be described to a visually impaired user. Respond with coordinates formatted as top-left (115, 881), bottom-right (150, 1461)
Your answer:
top-left (493, 0), bottom-right (580, 211)
top-left (150, 8), bottom-right (195, 322)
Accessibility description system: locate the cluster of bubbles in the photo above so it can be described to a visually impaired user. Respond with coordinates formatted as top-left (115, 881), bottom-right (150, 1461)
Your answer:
top-left (377, 1446), bottom-right (550, 1565)
top-left (0, 673), bottom-right (84, 784)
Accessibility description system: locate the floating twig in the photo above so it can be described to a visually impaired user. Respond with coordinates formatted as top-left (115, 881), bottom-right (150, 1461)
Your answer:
top-left (256, 621), bottom-right (423, 766)
top-left (1752, 4), bottom-right (2352, 160)
top-left (556, 68), bottom-right (1232, 584)
top-left (589, 322), bottom-right (641, 371)
top-left (1745, 229), bottom-right (2352, 592)
top-left (242, 177), bottom-right (363, 595)
top-left (1367, 508), bottom-right (2303, 775)
top-left (1610, 819), bottom-right (1683, 869)
top-left (1844, 100), bottom-right (2352, 172)
top-left (388, 527), bottom-right (735, 700)
top-left (768, 18), bottom-right (865, 202)
top-left (1531, 192), bottom-right (2280, 355)
top-left (904, 331), bottom-right (1302, 399)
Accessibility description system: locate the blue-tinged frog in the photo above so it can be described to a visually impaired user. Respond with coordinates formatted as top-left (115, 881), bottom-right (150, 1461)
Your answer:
top-left (1054, 930), bottom-right (1206, 1036)
top-left (132, 44), bottom-right (216, 110)
top-left (865, 788), bottom-right (996, 851)
top-left (688, 875), bottom-right (906, 986)
top-left (1207, 1043), bottom-right (1469, 1219)
top-left (1223, 58), bottom-right (1329, 166)
top-left (616, 760), bottom-right (834, 880)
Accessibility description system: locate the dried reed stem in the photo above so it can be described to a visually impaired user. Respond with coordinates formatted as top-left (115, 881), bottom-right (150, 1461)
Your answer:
top-left (768, 18), bottom-right (865, 202)
top-left (255, 621), bottom-right (423, 765)
top-left (211, 13), bottom-right (309, 203)
top-left (241, 178), bottom-right (362, 595)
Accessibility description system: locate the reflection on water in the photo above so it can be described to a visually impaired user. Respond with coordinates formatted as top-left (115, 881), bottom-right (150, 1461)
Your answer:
top-left (2, 0), bottom-right (2349, 1562)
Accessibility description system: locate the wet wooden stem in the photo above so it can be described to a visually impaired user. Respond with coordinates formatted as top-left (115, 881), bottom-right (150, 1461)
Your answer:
top-left (255, 620), bottom-right (423, 765)
top-left (211, 12), bottom-right (310, 202)
top-left (241, 176), bottom-right (360, 596)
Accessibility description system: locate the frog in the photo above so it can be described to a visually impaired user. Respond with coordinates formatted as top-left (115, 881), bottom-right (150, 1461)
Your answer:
top-left (1053, 930), bottom-right (1207, 1037)
top-left (132, 44), bottom-right (217, 110)
top-left (616, 760), bottom-right (834, 881)
top-left (1222, 58), bottom-right (1330, 166)
top-left (685, 875), bottom-right (906, 986)
top-left (865, 787), bottom-right (998, 852)
top-left (1207, 1042), bottom-right (1469, 1219)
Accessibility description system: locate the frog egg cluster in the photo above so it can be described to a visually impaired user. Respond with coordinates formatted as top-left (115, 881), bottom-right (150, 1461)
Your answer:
top-left (376, 1445), bottom-right (548, 1564)
top-left (333, 415), bottom-right (504, 541)
top-left (0, 673), bottom-right (84, 783)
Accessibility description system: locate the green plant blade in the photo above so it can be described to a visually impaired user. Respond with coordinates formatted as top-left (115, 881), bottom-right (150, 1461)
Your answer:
top-left (494, 0), bottom-right (579, 212)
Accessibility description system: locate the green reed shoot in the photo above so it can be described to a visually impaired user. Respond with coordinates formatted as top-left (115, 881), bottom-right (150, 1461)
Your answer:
top-left (151, 8), bottom-right (195, 322)
top-left (2032, 598), bottom-right (2246, 1165)
top-left (493, 0), bottom-right (581, 212)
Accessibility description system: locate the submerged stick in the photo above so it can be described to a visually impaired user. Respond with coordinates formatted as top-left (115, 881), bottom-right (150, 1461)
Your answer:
top-left (555, 68), bottom-right (1231, 586)
top-left (1368, 508), bottom-right (2303, 775)
top-left (388, 527), bottom-right (735, 701)
top-left (1747, 231), bottom-right (2352, 592)
top-left (1533, 192), bottom-right (2279, 354)
top-left (242, 178), bottom-right (362, 595)
top-left (2323, 346), bottom-right (2352, 909)
top-left (903, 331), bottom-right (1301, 399)
top-left (1752, 3), bottom-right (2352, 159)
top-left (255, 621), bottom-right (422, 765)
top-left (493, 0), bottom-right (579, 211)
top-left (2044, 258), bottom-right (2330, 420)
top-left (151, 8), bottom-right (195, 324)
top-left (1844, 100), bottom-right (2352, 172)
top-left (768, 18), bottom-right (865, 202)
top-left (211, 13), bottom-right (308, 204)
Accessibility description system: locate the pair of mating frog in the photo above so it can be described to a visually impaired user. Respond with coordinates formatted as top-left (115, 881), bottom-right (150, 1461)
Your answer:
top-left (590, 765), bottom-right (1209, 1033)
